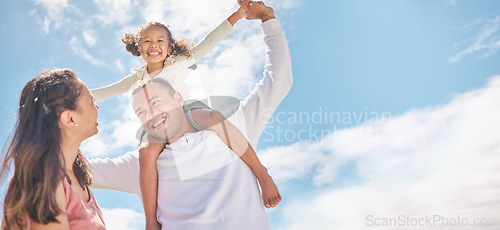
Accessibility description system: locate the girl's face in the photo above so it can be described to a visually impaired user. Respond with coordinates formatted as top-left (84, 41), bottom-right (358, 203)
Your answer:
top-left (74, 80), bottom-right (99, 139)
top-left (138, 26), bottom-right (171, 65)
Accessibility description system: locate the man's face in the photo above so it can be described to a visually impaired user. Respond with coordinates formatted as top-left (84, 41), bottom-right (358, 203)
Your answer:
top-left (132, 82), bottom-right (185, 142)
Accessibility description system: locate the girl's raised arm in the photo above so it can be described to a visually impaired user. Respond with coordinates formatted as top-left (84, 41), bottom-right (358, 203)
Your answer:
top-left (90, 74), bottom-right (138, 103)
top-left (190, 7), bottom-right (246, 62)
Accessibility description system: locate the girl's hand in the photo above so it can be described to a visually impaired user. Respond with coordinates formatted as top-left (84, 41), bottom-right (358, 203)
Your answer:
top-left (228, 6), bottom-right (247, 26)
top-left (234, 6), bottom-right (247, 19)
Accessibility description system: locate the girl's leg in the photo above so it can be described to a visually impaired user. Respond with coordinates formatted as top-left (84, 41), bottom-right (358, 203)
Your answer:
top-left (190, 109), bottom-right (282, 208)
top-left (139, 142), bottom-right (165, 230)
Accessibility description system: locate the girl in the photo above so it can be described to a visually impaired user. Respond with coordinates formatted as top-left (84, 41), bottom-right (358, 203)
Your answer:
top-left (90, 2), bottom-right (281, 230)
top-left (1, 69), bottom-right (105, 229)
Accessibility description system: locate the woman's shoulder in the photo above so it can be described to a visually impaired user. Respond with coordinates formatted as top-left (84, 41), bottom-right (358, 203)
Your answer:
top-left (27, 181), bottom-right (70, 229)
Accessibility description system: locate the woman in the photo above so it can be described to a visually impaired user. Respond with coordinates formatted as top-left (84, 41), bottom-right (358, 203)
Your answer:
top-left (1, 69), bottom-right (105, 229)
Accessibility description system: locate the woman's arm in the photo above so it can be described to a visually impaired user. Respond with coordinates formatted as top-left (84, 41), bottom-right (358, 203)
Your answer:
top-left (189, 7), bottom-right (246, 62)
top-left (1, 215), bottom-right (6, 229)
top-left (30, 182), bottom-right (70, 230)
top-left (90, 73), bottom-right (138, 103)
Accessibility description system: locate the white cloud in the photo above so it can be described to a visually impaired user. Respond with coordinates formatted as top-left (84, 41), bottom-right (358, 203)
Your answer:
top-left (186, 33), bottom-right (265, 99)
top-left (141, 0), bottom-right (236, 37)
top-left (93, 0), bottom-right (136, 26)
top-left (81, 137), bottom-right (108, 157)
top-left (259, 76), bottom-right (500, 229)
top-left (69, 37), bottom-right (104, 67)
top-left (31, 0), bottom-right (70, 33)
top-left (449, 16), bottom-right (500, 63)
top-left (139, 0), bottom-right (301, 41)
top-left (82, 95), bottom-right (141, 158)
top-left (448, 0), bottom-right (457, 6)
top-left (113, 59), bottom-right (125, 72)
top-left (83, 29), bottom-right (97, 46)
top-left (101, 208), bottom-right (145, 230)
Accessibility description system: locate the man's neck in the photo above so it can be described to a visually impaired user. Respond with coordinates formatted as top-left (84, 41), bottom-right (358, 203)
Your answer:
top-left (165, 120), bottom-right (197, 145)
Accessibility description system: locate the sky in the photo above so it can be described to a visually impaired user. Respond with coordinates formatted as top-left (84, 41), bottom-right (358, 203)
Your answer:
top-left (1, 0), bottom-right (500, 229)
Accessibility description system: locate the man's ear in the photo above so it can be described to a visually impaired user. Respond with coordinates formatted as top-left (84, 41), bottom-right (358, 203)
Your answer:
top-left (173, 91), bottom-right (184, 106)
top-left (59, 110), bottom-right (78, 129)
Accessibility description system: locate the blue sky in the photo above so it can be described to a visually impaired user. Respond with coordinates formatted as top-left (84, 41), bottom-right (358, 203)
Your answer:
top-left (1, 0), bottom-right (500, 229)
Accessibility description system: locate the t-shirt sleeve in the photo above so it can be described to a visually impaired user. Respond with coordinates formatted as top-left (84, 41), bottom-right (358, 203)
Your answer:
top-left (89, 152), bottom-right (140, 194)
top-left (232, 19), bottom-right (293, 148)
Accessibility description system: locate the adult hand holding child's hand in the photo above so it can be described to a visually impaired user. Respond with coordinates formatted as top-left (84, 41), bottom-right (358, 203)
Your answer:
top-left (238, 0), bottom-right (275, 22)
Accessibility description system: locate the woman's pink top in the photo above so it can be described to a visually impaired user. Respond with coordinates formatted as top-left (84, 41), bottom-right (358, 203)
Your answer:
top-left (61, 177), bottom-right (106, 229)
top-left (11, 178), bottom-right (106, 229)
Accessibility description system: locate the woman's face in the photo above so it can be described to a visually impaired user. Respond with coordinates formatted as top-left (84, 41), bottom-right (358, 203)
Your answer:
top-left (75, 80), bottom-right (99, 139)
top-left (138, 26), bottom-right (171, 65)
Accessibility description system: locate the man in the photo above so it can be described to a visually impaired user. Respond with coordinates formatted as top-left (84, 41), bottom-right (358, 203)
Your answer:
top-left (90, 2), bottom-right (292, 229)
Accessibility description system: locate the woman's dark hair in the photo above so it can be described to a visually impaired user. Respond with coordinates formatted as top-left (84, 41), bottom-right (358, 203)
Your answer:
top-left (1, 68), bottom-right (92, 229)
top-left (122, 21), bottom-right (193, 57)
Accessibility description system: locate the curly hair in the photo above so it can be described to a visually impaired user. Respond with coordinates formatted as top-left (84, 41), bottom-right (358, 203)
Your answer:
top-left (122, 21), bottom-right (193, 58)
top-left (1, 69), bottom-right (92, 229)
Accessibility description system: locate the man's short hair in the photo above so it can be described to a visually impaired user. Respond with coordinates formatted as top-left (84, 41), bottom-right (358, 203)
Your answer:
top-left (132, 78), bottom-right (176, 96)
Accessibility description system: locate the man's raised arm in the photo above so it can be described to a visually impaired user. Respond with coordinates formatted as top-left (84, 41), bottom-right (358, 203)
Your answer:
top-left (235, 16), bottom-right (293, 148)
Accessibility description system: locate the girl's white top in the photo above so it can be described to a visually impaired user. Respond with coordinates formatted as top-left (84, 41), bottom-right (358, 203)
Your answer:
top-left (90, 20), bottom-right (233, 102)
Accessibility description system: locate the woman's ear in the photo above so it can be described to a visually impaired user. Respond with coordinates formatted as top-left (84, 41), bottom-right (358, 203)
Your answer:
top-left (59, 110), bottom-right (78, 129)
